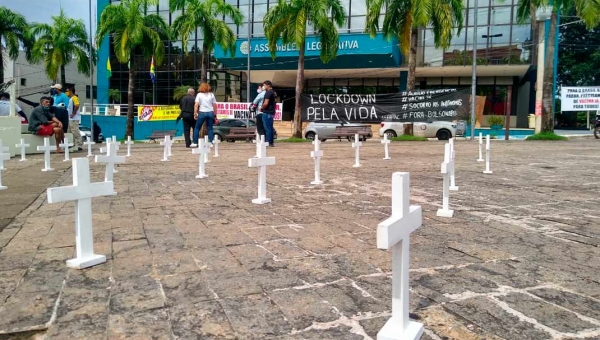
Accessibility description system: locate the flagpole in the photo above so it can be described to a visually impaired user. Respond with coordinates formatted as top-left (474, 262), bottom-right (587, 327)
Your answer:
top-left (88, 0), bottom-right (95, 141)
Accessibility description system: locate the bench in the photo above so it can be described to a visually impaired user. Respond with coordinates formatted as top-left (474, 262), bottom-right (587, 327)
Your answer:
top-left (225, 127), bottom-right (256, 140)
top-left (0, 117), bottom-right (73, 156)
top-left (147, 130), bottom-right (176, 142)
top-left (331, 126), bottom-right (373, 141)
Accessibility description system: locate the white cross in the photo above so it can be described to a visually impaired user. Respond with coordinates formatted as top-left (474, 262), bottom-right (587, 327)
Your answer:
top-left (160, 135), bottom-right (172, 161)
top-left (437, 143), bottom-right (454, 218)
top-left (254, 132), bottom-right (261, 157)
top-left (203, 136), bottom-right (212, 163)
top-left (59, 137), bottom-right (74, 162)
top-left (477, 132), bottom-right (484, 162)
top-left (382, 134), bottom-right (391, 160)
top-left (449, 138), bottom-right (458, 191)
top-left (0, 140), bottom-right (9, 170)
top-left (192, 138), bottom-right (211, 179)
top-left (47, 157), bottom-right (114, 269)
top-left (84, 139), bottom-right (95, 157)
top-left (212, 135), bottom-right (220, 157)
top-left (484, 134), bottom-right (493, 174)
top-left (125, 136), bottom-right (134, 157)
top-left (376, 172), bottom-right (424, 340)
top-left (0, 148), bottom-right (8, 190)
top-left (15, 138), bottom-right (30, 162)
top-left (310, 135), bottom-right (323, 185)
top-left (100, 137), bottom-right (119, 154)
top-left (352, 134), bottom-right (362, 168)
top-left (37, 137), bottom-right (55, 172)
top-left (95, 142), bottom-right (125, 191)
top-left (248, 135), bottom-right (275, 204)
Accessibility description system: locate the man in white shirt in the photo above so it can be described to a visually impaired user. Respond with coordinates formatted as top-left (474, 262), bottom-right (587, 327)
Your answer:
top-left (66, 86), bottom-right (83, 151)
top-left (0, 93), bottom-right (28, 123)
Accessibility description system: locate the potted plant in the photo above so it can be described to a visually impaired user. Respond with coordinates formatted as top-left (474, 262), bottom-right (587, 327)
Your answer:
top-left (487, 116), bottom-right (505, 130)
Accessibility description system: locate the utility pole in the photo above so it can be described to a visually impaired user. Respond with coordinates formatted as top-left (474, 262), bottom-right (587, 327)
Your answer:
top-left (534, 6), bottom-right (551, 133)
top-left (246, 2), bottom-right (251, 128)
top-left (470, 0), bottom-right (478, 141)
top-left (88, 0), bottom-right (95, 140)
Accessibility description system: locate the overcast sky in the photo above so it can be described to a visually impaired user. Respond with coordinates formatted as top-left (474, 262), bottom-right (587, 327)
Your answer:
top-left (1, 0), bottom-right (95, 36)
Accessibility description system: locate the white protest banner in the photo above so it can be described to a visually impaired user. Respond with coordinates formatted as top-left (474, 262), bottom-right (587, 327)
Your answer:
top-left (215, 102), bottom-right (282, 121)
top-left (561, 87), bottom-right (600, 112)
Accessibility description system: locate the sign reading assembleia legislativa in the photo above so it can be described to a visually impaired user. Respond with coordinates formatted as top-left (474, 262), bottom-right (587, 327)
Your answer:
top-left (300, 88), bottom-right (471, 123)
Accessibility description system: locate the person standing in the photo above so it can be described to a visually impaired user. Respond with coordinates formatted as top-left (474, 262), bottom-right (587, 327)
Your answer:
top-left (252, 84), bottom-right (266, 137)
top-left (28, 97), bottom-right (64, 153)
top-left (0, 93), bottom-right (28, 123)
top-left (179, 88), bottom-right (197, 147)
top-left (192, 83), bottom-right (217, 146)
top-left (51, 84), bottom-right (70, 108)
top-left (66, 87), bottom-right (82, 151)
top-left (260, 80), bottom-right (276, 147)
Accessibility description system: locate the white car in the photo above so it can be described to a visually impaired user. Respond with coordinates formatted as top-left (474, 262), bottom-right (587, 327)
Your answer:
top-left (379, 121), bottom-right (458, 140)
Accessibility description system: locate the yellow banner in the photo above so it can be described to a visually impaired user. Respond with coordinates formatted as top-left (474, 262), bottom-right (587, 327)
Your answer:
top-left (138, 105), bottom-right (180, 121)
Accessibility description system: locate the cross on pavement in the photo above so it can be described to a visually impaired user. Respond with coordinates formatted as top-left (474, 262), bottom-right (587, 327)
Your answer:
top-left (15, 138), bottom-right (30, 162)
top-left (376, 172), bottom-right (424, 340)
top-left (125, 136), bottom-right (134, 157)
top-left (310, 136), bottom-right (323, 185)
top-left (192, 138), bottom-right (211, 179)
top-left (46, 158), bottom-right (114, 269)
top-left (37, 137), bottom-right (55, 172)
top-left (95, 142), bottom-right (126, 191)
top-left (248, 135), bottom-right (275, 204)
top-left (382, 134), bottom-right (391, 160)
top-left (59, 137), bottom-right (74, 162)
top-left (352, 134), bottom-right (362, 168)
top-left (437, 143), bottom-right (454, 218)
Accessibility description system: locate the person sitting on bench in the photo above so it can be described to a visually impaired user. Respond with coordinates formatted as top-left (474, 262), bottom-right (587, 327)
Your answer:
top-left (28, 96), bottom-right (65, 153)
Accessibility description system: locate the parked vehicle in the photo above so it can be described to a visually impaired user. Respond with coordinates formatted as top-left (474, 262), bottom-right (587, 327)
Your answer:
top-left (80, 126), bottom-right (104, 143)
top-left (594, 112), bottom-right (600, 139)
top-left (379, 121), bottom-right (458, 140)
top-left (213, 119), bottom-right (277, 142)
top-left (304, 119), bottom-right (373, 141)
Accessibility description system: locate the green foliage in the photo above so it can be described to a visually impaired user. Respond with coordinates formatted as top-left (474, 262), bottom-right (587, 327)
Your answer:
top-left (490, 134), bottom-right (497, 139)
top-left (278, 137), bottom-right (311, 143)
top-left (173, 86), bottom-right (193, 101)
top-left (487, 116), bottom-right (505, 127)
top-left (526, 132), bottom-right (569, 141)
top-left (0, 6), bottom-right (32, 81)
top-left (263, 0), bottom-right (347, 63)
top-left (29, 9), bottom-right (94, 84)
top-left (108, 89), bottom-right (121, 103)
top-left (390, 135), bottom-right (428, 141)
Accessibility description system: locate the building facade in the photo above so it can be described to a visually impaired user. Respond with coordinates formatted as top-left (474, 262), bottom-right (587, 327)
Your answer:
top-left (97, 0), bottom-right (539, 127)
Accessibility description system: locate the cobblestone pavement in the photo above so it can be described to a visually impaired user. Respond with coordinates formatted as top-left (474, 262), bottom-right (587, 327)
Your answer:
top-left (0, 138), bottom-right (599, 340)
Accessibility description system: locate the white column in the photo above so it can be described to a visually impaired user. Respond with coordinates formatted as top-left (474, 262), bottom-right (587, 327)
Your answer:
top-left (15, 138), bottom-right (30, 162)
top-left (484, 134), bottom-right (493, 174)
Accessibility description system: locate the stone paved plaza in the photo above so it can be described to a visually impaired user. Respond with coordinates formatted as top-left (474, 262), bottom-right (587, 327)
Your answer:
top-left (0, 137), bottom-right (599, 340)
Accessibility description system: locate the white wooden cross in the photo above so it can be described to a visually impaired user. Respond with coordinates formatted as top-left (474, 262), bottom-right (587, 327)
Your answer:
top-left (192, 138), bottom-right (211, 179)
top-left (253, 132), bottom-right (261, 157)
top-left (376, 172), bottom-right (424, 340)
top-left (84, 139), bottom-right (95, 157)
top-left (352, 134), bottom-right (362, 168)
top-left (0, 140), bottom-right (9, 170)
top-left (100, 137), bottom-right (119, 154)
top-left (15, 138), bottom-right (30, 162)
top-left (160, 135), bottom-right (172, 161)
top-left (248, 135), bottom-right (275, 204)
top-left (212, 135), bottom-right (220, 157)
top-left (437, 143), bottom-right (454, 218)
top-left (0, 146), bottom-right (8, 190)
top-left (124, 136), bottom-right (133, 157)
top-left (203, 136), bottom-right (211, 163)
top-left (95, 142), bottom-right (125, 191)
top-left (381, 134), bottom-right (392, 160)
top-left (449, 138), bottom-right (458, 191)
top-left (477, 132), bottom-right (484, 162)
top-left (484, 134), bottom-right (493, 174)
top-left (47, 157), bottom-right (114, 269)
top-left (59, 137), bottom-right (74, 162)
top-left (37, 137), bottom-right (55, 172)
top-left (310, 135), bottom-right (323, 185)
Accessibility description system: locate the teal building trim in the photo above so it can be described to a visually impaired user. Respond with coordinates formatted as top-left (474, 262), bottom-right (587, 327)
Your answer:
top-left (96, 0), bottom-right (110, 105)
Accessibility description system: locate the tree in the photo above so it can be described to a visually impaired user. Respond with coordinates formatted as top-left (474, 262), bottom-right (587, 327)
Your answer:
top-left (264, 0), bottom-right (346, 138)
top-left (516, 0), bottom-right (600, 132)
top-left (29, 10), bottom-right (93, 86)
top-left (170, 0), bottom-right (243, 83)
top-left (108, 88), bottom-right (122, 104)
top-left (366, 0), bottom-right (463, 91)
top-left (173, 85), bottom-right (193, 101)
top-left (0, 6), bottom-right (32, 83)
top-left (96, 0), bottom-right (169, 137)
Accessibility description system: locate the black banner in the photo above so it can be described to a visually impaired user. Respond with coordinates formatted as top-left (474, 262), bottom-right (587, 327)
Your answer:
top-left (301, 88), bottom-right (471, 123)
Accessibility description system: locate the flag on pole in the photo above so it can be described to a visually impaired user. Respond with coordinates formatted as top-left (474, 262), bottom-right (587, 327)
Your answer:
top-left (106, 59), bottom-right (112, 78)
top-left (150, 56), bottom-right (156, 84)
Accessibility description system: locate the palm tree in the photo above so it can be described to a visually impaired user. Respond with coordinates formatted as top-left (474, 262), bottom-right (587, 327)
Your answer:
top-left (108, 88), bottom-right (121, 104)
top-left (170, 0), bottom-right (243, 83)
top-left (366, 0), bottom-right (464, 91)
top-left (264, 0), bottom-right (346, 138)
top-left (29, 9), bottom-right (93, 86)
top-left (173, 85), bottom-right (193, 101)
top-left (96, 0), bottom-right (169, 137)
top-left (516, 0), bottom-right (600, 132)
top-left (0, 6), bottom-right (32, 83)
